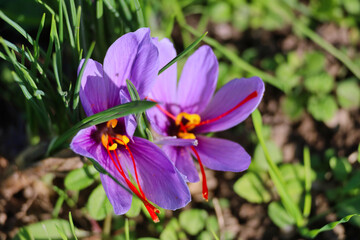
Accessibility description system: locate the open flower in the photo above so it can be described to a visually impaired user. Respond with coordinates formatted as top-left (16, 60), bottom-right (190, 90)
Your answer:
top-left (70, 28), bottom-right (190, 222)
top-left (147, 42), bottom-right (265, 200)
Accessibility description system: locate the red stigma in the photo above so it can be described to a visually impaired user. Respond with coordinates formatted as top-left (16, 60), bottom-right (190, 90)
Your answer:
top-left (196, 90), bottom-right (258, 127)
top-left (191, 146), bottom-right (208, 201)
top-left (105, 136), bottom-right (160, 223)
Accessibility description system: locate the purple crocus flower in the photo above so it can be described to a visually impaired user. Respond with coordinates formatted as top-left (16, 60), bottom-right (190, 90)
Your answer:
top-left (70, 28), bottom-right (190, 222)
top-left (147, 42), bottom-right (265, 200)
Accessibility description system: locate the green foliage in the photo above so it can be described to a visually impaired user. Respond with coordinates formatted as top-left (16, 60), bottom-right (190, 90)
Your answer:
top-left (252, 141), bottom-right (283, 171)
top-left (336, 78), bottom-right (360, 109)
top-left (268, 201), bottom-right (295, 228)
top-left (234, 172), bottom-right (271, 203)
top-left (86, 184), bottom-right (113, 220)
top-left (64, 164), bottom-right (99, 191)
top-left (13, 219), bottom-right (88, 240)
top-left (179, 209), bottom-right (208, 236)
top-left (282, 95), bottom-right (305, 120)
top-left (329, 157), bottom-right (352, 181)
top-left (302, 51), bottom-right (326, 76)
top-left (125, 197), bottom-right (143, 218)
top-left (304, 73), bottom-right (334, 94)
top-left (307, 95), bottom-right (338, 121)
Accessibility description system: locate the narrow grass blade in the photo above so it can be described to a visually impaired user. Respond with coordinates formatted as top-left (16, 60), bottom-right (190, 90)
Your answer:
top-left (252, 109), bottom-right (303, 227)
top-left (0, 38), bottom-right (38, 96)
top-left (68, 212), bottom-right (78, 240)
top-left (303, 146), bottom-right (312, 218)
top-left (69, 0), bottom-right (77, 26)
top-left (183, 25), bottom-right (284, 91)
top-left (158, 31), bottom-right (208, 75)
top-left (96, 0), bottom-right (106, 55)
top-left (61, 0), bottom-right (75, 49)
top-left (165, 14), bottom-right (175, 38)
top-left (72, 41), bottom-right (96, 110)
top-left (59, 0), bottom-right (64, 43)
top-left (75, 6), bottom-right (82, 56)
top-left (45, 17), bottom-right (55, 69)
top-left (0, 10), bottom-right (34, 45)
top-left (300, 214), bottom-right (359, 238)
top-left (134, 0), bottom-right (145, 27)
top-left (118, 0), bottom-right (132, 22)
top-left (51, 15), bottom-right (63, 90)
top-left (55, 225), bottom-right (68, 240)
top-left (35, 0), bottom-right (56, 17)
top-left (52, 53), bottom-right (66, 106)
top-left (125, 218), bottom-right (130, 240)
top-left (34, 13), bottom-right (46, 60)
top-left (48, 100), bottom-right (156, 154)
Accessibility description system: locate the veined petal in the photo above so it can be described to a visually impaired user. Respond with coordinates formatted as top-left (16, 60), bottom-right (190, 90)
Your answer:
top-left (100, 174), bottom-right (132, 215)
top-left (193, 136), bottom-right (251, 172)
top-left (102, 35), bottom-right (137, 108)
top-left (155, 136), bottom-right (198, 147)
top-left (196, 77), bottom-right (265, 133)
top-left (149, 38), bottom-right (177, 103)
top-left (78, 59), bottom-right (115, 116)
top-left (125, 137), bottom-right (191, 210)
top-left (120, 90), bottom-right (137, 139)
top-left (146, 104), bottom-right (170, 136)
top-left (162, 145), bottom-right (200, 183)
top-left (129, 29), bottom-right (159, 98)
top-left (177, 45), bottom-right (218, 113)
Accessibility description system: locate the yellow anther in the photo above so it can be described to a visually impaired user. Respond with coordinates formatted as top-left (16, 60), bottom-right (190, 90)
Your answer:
top-left (107, 119), bottom-right (118, 128)
top-left (178, 132), bottom-right (196, 139)
top-left (101, 134), bottom-right (118, 150)
top-left (108, 143), bottom-right (118, 150)
top-left (115, 134), bottom-right (130, 145)
top-left (175, 112), bottom-right (201, 130)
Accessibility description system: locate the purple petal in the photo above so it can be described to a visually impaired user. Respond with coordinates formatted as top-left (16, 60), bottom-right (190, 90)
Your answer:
top-left (149, 38), bottom-right (177, 103)
top-left (195, 77), bottom-right (265, 133)
top-left (102, 34), bottom-right (137, 108)
top-left (193, 136), bottom-right (250, 172)
top-left (162, 145), bottom-right (199, 183)
top-left (146, 104), bottom-right (170, 136)
top-left (129, 29), bottom-right (159, 98)
top-left (100, 174), bottom-right (132, 215)
top-left (125, 137), bottom-right (191, 210)
top-left (120, 90), bottom-right (137, 139)
top-left (177, 45), bottom-right (218, 113)
top-left (155, 136), bottom-right (198, 147)
top-left (78, 59), bottom-right (114, 116)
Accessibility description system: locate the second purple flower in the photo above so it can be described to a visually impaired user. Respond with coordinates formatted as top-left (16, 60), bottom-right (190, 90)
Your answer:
top-left (147, 41), bottom-right (265, 200)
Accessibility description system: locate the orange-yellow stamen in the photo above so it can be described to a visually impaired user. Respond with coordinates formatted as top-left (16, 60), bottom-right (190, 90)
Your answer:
top-left (101, 134), bottom-right (118, 150)
top-left (175, 112), bottom-right (201, 131)
top-left (107, 119), bottom-right (118, 128)
top-left (178, 132), bottom-right (196, 139)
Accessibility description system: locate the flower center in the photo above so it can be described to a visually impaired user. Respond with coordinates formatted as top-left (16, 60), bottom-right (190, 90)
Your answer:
top-left (146, 90), bottom-right (259, 202)
top-left (175, 112), bottom-right (201, 139)
top-left (101, 119), bottom-right (160, 222)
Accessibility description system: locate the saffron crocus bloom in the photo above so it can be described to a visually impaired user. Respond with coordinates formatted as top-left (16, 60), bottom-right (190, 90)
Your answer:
top-left (147, 43), bottom-right (265, 200)
top-left (70, 28), bottom-right (190, 222)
